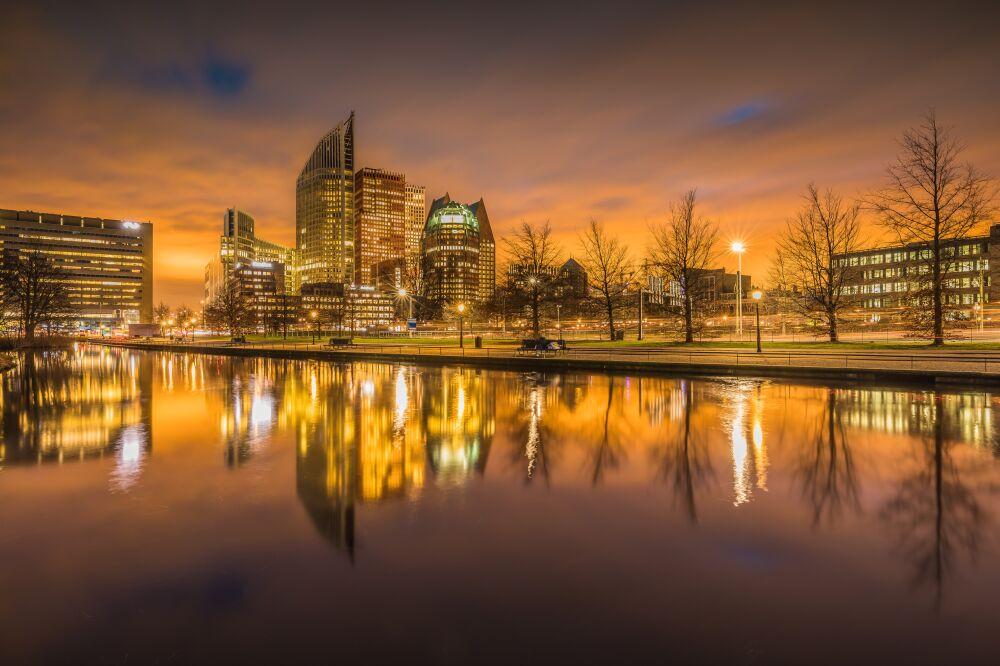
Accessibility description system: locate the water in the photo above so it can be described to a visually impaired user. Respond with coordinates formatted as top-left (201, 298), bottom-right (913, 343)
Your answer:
top-left (1, 345), bottom-right (999, 664)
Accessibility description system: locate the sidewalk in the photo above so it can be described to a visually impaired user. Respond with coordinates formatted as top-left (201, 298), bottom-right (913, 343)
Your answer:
top-left (94, 339), bottom-right (1000, 387)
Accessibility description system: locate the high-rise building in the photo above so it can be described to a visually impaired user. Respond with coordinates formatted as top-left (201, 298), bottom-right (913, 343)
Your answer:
top-left (421, 194), bottom-right (496, 307)
top-left (354, 168), bottom-right (406, 285)
top-left (296, 112), bottom-right (355, 287)
top-left (468, 198), bottom-right (496, 302)
top-left (0, 208), bottom-right (153, 326)
top-left (204, 207), bottom-right (296, 303)
top-left (404, 183), bottom-right (426, 271)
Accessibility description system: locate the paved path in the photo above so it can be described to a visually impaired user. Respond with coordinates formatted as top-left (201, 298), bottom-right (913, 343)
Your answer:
top-left (94, 339), bottom-right (1000, 386)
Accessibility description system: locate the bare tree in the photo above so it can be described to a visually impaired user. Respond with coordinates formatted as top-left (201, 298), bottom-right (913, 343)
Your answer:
top-left (776, 184), bottom-right (863, 342)
top-left (1, 253), bottom-right (74, 342)
top-left (648, 190), bottom-right (718, 342)
top-left (174, 305), bottom-right (194, 328)
top-left (870, 112), bottom-right (996, 345)
top-left (579, 220), bottom-right (634, 341)
top-left (153, 302), bottom-right (171, 328)
top-left (203, 280), bottom-right (256, 338)
top-left (503, 221), bottom-right (562, 336)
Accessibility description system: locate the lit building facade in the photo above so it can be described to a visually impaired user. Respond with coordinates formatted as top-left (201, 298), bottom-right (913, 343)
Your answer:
top-left (296, 112), bottom-right (355, 287)
top-left (421, 194), bottom-right (496, 307)
top-left (300, 282), bottom-right (394, 332)
top-left (0, 208), bottom-right (153, 326)
top-left (354, 168), bottom-right (406, 286)
top-left (404, 183), bottom-right (426, 272)
top-left (205, 208), bottom-right (296, 303)
top-left (834, 225), bottom-right (998, 314)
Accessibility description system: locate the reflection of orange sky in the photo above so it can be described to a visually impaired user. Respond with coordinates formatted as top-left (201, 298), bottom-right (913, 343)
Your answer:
top-left (2, 4), bottom-right (999, 306)
top-left (4, 348), bottom-right (1000, 661)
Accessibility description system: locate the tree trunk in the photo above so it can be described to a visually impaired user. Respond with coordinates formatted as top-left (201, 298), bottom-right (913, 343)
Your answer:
top-left (531, 288), bottom-right (540, 336)
top-left (684, 292), bottom-right (694, 343)
top-left (606, 294), bottom-right (615, 341)
top-left (829, 308), bottom-right (838, 343)
top-left (932, 241), bottom-right (944, 346)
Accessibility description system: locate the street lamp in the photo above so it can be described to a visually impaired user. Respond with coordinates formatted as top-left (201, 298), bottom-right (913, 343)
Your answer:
top-left (457, 303), bottom-right (466, 348)
top-left (398, 287), bottom-right (414, 337)
top-left (751, 290), bottom-right (763, 353)
top-left (731, 241), bottom-right (746, 339)
top-left (309, 309), bottom-right (319, 343)
top-left (556, 304), bottom-right (562, 341)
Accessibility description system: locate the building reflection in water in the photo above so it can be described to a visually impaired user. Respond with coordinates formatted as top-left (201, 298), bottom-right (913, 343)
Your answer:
top-left (5, 346), bottom-right (998, 606)
top-left (287, 363), bottom-right (494, 558)
top-left (0, 345), bottom-right (152, 489)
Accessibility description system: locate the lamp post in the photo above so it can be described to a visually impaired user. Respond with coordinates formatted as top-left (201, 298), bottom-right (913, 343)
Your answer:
top-left (731, 241), bottom-right (745, 339)
top-left (752, 290), bottom-right (763, 353)
top-left (309, 309), bottom-right (319, 344)
top-left (398, 287), bottom-right (413, 337)
top-left (556, 304), bottom-right (562, 341)
top-left (457, 303), bottom-right (466, 348)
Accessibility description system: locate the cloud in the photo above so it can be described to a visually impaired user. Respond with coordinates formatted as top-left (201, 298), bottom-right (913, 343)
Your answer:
top-left (1, 0), bottom-right (998, 306)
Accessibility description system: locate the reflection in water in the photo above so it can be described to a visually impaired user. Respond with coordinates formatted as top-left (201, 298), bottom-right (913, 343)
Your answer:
top-left (879, 393), bottom-right (992, 612)
top-left (651, 381), bottom-right (714, 524)
top-left (5, 346), bottom-right (1000, 612)
top-left (0, 347), bottom-right (152, 490)
top-left (796, 389), bottom-right (860, 526)
top-left (288, 364), bottom-right (491, 558)
top-left (726, 381), bottom-right (769, 506)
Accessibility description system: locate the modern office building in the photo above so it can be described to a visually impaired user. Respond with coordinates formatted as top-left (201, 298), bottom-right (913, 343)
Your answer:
top-left (834, 226), bottom-right (997, 314)
top-left (300, 282), bottom-right (394, 332)
top-left (354, 168), bottom-right (406, 286)
top-left (468, 199), bottom-right (496, 302)
top-left (404, 183), bottom-right (426, 271)
top-left (296, 112), bottom-right (355, 288)
top-left (204, 207), bottom-right (296, 303)
top-left (422, 194), bottom-right (496, 307)
top-left (0, 208), bottom-right (153, 327)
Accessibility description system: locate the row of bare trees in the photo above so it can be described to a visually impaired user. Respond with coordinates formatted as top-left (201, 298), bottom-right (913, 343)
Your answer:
top-left (774, 112), bottom-right (995, 344)
top-left (501, 112), bottom-right (995, 345)
top-left (501, 189), bottom-right (723, 343)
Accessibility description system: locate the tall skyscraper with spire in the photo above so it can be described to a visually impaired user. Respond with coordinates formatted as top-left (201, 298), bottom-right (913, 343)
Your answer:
top-left (296, 112), bottom-right (355, 287)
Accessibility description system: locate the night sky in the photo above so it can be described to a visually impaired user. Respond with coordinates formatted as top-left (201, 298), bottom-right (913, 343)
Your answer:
top-left (2, 0), bottom-right (998, 306)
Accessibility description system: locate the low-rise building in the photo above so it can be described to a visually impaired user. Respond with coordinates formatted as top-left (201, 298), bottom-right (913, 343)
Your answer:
top-left (835, 228), bottom-right (993, 316)
top-left (300, 282), bottom-right (394, 332)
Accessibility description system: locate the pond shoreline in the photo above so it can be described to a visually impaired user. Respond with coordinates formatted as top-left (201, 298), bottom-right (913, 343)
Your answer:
top-left (92, 340), bottom-right (1000, 389)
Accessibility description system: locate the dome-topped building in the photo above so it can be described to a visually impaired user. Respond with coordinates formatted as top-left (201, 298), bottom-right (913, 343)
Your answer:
top-left (421, 194), bottom-right (495, 308)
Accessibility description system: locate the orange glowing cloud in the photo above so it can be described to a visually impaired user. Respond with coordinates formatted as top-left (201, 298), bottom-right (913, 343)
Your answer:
top-left (1, 1), bottom-right (997, 306)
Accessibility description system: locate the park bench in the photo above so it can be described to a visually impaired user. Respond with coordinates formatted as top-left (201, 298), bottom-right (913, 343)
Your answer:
top-left (229, 336), bottom-right (246, 344)
top-left (516, 338), bottom-right (567, 357)
top-left (327, 337), bottom-right (352, 348)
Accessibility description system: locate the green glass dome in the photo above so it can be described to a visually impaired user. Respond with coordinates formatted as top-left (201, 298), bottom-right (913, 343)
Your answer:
top-left (426, 201), bottom-right (479, 233)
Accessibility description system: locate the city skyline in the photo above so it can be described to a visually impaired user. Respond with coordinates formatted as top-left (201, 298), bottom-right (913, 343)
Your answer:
top-left (2, 1), bottom-right (998, 307)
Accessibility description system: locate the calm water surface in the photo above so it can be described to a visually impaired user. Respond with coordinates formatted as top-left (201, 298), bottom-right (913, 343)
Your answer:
top-left (2, 345), bottom-right (1000, 664)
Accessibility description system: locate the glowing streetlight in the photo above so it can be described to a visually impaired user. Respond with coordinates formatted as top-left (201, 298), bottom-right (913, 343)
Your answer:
top-left (398, 287), bottom-right (414, 337)
top-left (751, 290), bottom-right (763, 353)
top-left (731, 241), bottom-right (746, 338)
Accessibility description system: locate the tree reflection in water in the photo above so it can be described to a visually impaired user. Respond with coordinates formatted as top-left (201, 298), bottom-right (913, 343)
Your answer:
top-left (650, 381), bottom-right (714, 524)
top-left (587, 376), bottom-right (627, 486)
top-left (879, 392), bottom-right (990, 612)
top-left (796, 388), bottom-right (860, 527)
